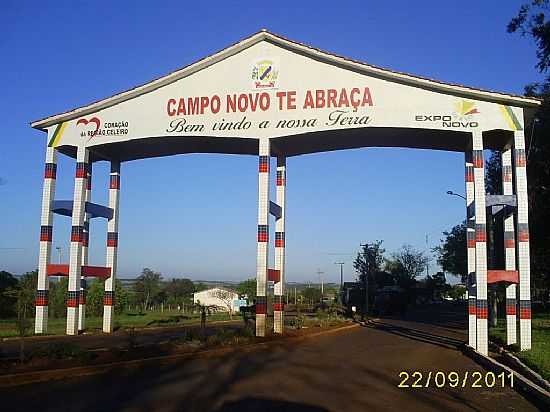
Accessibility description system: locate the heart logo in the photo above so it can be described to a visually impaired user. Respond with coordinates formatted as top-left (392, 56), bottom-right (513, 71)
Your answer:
top-left (77, 117), bottom-right (101, 141)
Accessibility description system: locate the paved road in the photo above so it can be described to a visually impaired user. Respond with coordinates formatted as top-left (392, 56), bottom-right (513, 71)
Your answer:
top-left (1, 305), bottom-right (538, 412)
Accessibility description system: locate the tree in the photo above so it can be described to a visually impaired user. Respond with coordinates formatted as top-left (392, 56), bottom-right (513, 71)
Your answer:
top-left (354, 240), bottom-right (385, 312)
top-left (302, 287), bottom-right (322, 305)
top-left (163, 278), bottom-right (195, 307)
top-left (426, 272), bottom-right (450, 300)
top-left (134, 268), bottom-right (162, 311)
top-left (353, 240), bottom-right (385, 284)
top-left (433, 222), bottom-right (468, 283)
top-left (0, 270), bottom-right (18, 317)
top-left (386, 245), bottom-right (428, 290)
top-left (48, 277), bottom-right (68, 318)
top-left (5, 271), bottom-right (36, 362)
top-left (87, 279), bottom-right (128, 316)
top-left (210, 288), bottom-right (236, 318)
top-left (236, 278), bottom-right (256, 302)
top-left (448, 285), bottom-right (467, 301)
top-left (485, 151), bottom-right (502, 195)
top-left (508, 2), bottom-right (550, 304)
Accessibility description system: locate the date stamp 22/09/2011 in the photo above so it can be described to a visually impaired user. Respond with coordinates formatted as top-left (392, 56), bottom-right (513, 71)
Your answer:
top-left (398, 371), bottom-right (514, 389)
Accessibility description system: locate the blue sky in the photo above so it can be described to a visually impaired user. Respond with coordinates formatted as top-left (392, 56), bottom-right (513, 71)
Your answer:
top-left (0, 1), bottom-right (542, 284)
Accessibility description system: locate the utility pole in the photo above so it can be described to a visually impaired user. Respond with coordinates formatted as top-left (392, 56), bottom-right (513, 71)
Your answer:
top-left (316, 269), bottom-right (324, 302)
top-left (360, 243), bottom-right (369, 319)
top-left (334, 262), bottom-right (345, 289)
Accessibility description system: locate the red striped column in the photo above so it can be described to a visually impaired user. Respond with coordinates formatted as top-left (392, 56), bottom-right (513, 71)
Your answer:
top-left (514, 131), bottom-right (531, 350)
top-left (35, 144), bottom-right (58, 334)
top-left (78, 162), bottom-right (91, 332)
top-left (502, 146), bottom-right (517, 345)
top-left (103, 160), bottom-right (121, 333)
top-left (472, 131), bottom-right (488, 355)
top-left (256, 139), bottom-right (270, 337)
top-left (274, 156), bottom-right (286, 334)
top-left (465, 151), bottom-right (476, 349)
top-left (66, 146), bottom-right (89, 335)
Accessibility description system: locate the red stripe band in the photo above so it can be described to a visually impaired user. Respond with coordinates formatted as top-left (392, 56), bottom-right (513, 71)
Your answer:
top-left (45, 163), bottom-right (57, 179)
top-left (473, 150), bottom-right (483, 168)
top-left (40, 225), bottom-right (53, 242)
top-left (273, 303), bottom-right (284, 311)
top-left (110, 175), bottom-right (120, 190)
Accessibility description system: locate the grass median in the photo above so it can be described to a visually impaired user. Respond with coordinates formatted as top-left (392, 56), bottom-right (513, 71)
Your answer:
top-left (0, 310), bottom-right (233, 338)
top-left (489, 313), bottom-right (550, 382)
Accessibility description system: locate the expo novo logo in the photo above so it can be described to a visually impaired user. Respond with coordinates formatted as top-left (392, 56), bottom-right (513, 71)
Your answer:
top-left (415, 100), bottom-right (480, 128)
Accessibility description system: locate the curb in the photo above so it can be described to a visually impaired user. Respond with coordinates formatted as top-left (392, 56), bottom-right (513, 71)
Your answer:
top-left (0, 322), bottom-right (359, 388)
top-left (490, 342), bottom-right (550, 393)
top-left (462, 344), bottom-right (550, 409)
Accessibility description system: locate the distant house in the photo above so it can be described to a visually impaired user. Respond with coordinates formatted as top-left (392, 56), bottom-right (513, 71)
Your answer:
top-left (193, 287), bottom-right (243, 312)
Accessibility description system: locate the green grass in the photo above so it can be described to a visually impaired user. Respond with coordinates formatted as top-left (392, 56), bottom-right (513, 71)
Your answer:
top-left (489, 313), bottom-right (550, 381)
top-left (0, 310), bottom-right (233, 338)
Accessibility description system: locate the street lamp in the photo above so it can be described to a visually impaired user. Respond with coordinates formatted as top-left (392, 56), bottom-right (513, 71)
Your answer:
top-left (446, 190), bottom-right (466, 200)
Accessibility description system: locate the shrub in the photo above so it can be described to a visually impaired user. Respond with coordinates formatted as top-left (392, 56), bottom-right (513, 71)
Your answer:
top-left (31, 342), bottom-right (93, 362)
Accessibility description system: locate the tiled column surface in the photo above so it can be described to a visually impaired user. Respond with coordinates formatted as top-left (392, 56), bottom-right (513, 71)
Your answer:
top-left (502, 146), bottom-right (517, 345)
top-left (472, 131), bottom-right (488, 355)
top-left (274, 156), bottom-right (286, 334)
top-left (78, 162), bottom-right (91, 332)
top-left (514, 131), bottom-right (531, 350)
top-left (465, 151), bottom-right (477, 349)
top-left (103, 161), bottom-right (121, 333)
top-left (35, 145), bottom-right (58, 334)
top-left (66, 146), bottom-right (89, 335)
top-left (256, 139), bottom-right (270, 337)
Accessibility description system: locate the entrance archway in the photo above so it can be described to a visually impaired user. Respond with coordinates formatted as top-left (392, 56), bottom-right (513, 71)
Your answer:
top-left (31, 30), bottom-right (540, 356)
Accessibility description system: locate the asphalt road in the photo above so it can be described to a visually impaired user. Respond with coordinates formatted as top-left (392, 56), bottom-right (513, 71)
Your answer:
top-left (1, 304), bottom-right (539, 412)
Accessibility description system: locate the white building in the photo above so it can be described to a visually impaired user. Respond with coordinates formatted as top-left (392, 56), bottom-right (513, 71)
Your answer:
top-left (193, 287), bottom-right (241, 313)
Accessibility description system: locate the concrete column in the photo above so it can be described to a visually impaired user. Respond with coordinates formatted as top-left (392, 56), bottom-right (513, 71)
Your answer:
top-left (513, 131), bottom-right (531, 350)
top-left (78, 162), bottom-right (91, 332)
top-left (35, 144), bottom-right (58, 334)
top-left (256, 138), bottom-right (270, 337)
top-left (465, 151), bottom-right (476, 349)
top-left (274, 156), bottom-right (286, 334)
top-left (502, 146), bottom-right (517, 345)
top-left (66, 146), bottom-right (89, 335)
top-left (103, 160), bottom-right (121, 333)
top-left (472, 131), bottom-right (488, 355)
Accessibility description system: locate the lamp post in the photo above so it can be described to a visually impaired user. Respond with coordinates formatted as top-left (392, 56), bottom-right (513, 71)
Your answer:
top-left (446, 190), bottom-right (466, 200)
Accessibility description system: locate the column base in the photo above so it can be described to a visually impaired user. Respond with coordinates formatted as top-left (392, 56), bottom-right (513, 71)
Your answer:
top-left (476, 318), bottom-right (488, 355)
top-left (506, 314), bottom-right (517, 345)
top-left (35, 306), bottom-right (48, 334)
top-left (78, 304), bottom-right (86, 331)
top-left (66, 307), bottom-right (79, 335)
top-left (520, 319), bottom-right (531, 351)
top-left (103, 305), bottom-right (114, 333)
top-left (256, 313), bottom-right (266, 337)
top-left (274, 310), bottom-right (284, 334)
top-left (468, 314), bottom-right (476, 350)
